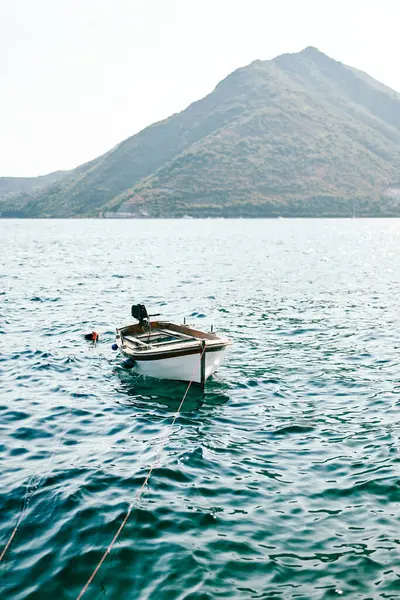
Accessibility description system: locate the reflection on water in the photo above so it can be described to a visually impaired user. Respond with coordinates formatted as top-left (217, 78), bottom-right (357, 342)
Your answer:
top-left (115, 366), bottom-right (232, 412)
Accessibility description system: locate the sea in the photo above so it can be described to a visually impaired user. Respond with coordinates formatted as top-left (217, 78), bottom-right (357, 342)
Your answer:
top-left (1, 218), bottom-right (399, 600)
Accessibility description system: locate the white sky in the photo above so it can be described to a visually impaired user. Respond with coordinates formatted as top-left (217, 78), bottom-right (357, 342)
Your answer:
top-left (1, 0), bottom-right (400, 177)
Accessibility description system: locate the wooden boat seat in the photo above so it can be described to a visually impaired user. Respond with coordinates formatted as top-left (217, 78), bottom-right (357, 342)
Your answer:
top-left (124, 328), bottom-right (198, 349)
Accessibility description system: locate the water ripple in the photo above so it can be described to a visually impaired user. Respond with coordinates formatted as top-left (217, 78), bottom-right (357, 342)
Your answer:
top-left (1, 219), bottom-right (400, 599)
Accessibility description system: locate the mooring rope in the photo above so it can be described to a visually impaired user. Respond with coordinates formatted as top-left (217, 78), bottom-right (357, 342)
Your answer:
top-left (76, 342), bottom-right (206, 600)
top-left (0, 400), bottom-right (74, 565)
top-left (1, 335), bottom-right (110, 566)
top-left (0, 338), bottom-right (100, 567)
top-left (0, 471), bottom-right (41, 565)
top-left (0, 517), bottom-right (21, 564)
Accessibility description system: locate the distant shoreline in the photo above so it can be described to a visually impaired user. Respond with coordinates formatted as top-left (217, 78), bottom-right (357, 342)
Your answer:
top-left (2, 215), bottom-right (400, 220)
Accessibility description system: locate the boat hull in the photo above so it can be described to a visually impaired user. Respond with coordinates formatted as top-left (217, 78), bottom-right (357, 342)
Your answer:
top-left (121, 346), bottom-right (228, 384)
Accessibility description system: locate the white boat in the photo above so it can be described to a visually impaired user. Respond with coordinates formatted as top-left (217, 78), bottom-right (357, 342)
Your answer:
top-left (115, 304), bottom-right (231, 386)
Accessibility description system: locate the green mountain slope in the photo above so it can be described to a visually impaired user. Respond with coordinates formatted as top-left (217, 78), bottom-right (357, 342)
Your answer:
top-left (0, 171), bottom-right (69, 216)
top-left (4, 47), bottom-right (400, 217)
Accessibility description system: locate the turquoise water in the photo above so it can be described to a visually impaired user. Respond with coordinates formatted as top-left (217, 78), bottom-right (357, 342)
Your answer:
top-left (1, 218), bottom-right (399, 599)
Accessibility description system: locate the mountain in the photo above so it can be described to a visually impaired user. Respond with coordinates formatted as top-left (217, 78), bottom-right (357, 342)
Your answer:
top-left (3, 47), bottom-right (400, 218)
top-left (0, 171), bottom-right (69, 216)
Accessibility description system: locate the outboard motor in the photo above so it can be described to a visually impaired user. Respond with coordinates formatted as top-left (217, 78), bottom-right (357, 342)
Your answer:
top-left (131, 303), bottom-right (149, 327)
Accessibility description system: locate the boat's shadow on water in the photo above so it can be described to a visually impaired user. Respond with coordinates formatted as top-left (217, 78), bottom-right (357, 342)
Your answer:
top-left (114, 365), bottom-right (231, 412)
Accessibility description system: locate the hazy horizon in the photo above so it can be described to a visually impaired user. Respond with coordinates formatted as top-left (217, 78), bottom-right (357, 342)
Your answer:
top-left (2, 0), bottom-right (400, 178)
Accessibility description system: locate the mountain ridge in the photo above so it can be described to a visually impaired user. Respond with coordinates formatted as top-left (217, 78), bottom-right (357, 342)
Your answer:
top-left (0, 170), bottom-right (69, 202)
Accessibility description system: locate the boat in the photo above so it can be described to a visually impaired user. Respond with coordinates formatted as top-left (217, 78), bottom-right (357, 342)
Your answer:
top-left (115, 304), bottom-right (231, 386)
